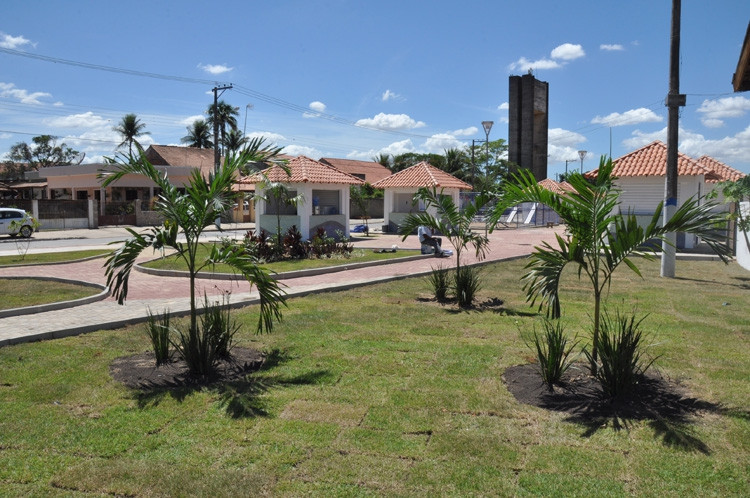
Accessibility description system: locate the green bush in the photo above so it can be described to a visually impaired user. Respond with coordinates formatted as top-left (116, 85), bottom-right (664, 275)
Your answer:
top-left (427, 264), bottom-right (450, 301)
top-left (585, 310), bottom-right (660, 398)
top-left (526, 318), bottom-right (578, 390)
top-left (173, 294), bottom-right (240, 376)
top-left (145, 308), bottom-right (172, 365)
top-left (454, 265), bottom-right (481, 308)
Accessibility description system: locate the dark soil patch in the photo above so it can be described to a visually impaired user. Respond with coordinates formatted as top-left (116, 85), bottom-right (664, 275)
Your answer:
top-left (110, 347), bottom-right (265, 390)
top-left (503, 362), bottom-right (722, 426)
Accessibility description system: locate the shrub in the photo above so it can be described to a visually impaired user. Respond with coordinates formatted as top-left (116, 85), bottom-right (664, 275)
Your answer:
top-left (145, 308), bottom-right (172, 366)
top-left (427, 264), bottom-right (450, 301)
top-left (454, 265), bottom-right (481, 308)
top-left (283, 225), bottom-right (308, 259)
top-left (526, 318), bottom-right (578, 390)
top-left (172, 293), bottom-right (240, 376)
top-left (585, 310), bottom-right (660, 398)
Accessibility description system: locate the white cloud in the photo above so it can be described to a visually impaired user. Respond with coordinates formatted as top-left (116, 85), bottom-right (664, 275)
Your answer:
top-left (382, 89), bottom-right (403, 102)
top-left (380, 139), bottom-right (415, 156)
top-left (548, 127), bottom-right (587, 148)
top-left (281, 144), bottom-right (321, 158)
top-left (696, 96), bottom-right (750, 127)
top-left (498, 102), bottom-right (509, 111)
top-left (180, 114), bottom-right (206, 126)
top-left (0, 82), bottom-right (51, 105)
top-left (355, 113), bottom-right (426, 130)
top-left (551, 43), bottom-right (585, 61)
top-left (451, 127), bottom-right (477, 137)
top-left (197, 63), bottom-right (233, 75)
top-left (423, 133), bottom-right (465, 153)
top-left (600, 44), bottom-right (625, 51)
top-left (0, 32), bottom-right (33, 49)
top-left (591, 108), bottom-right (663, 127)
top-left (303, 101), bottom-right (327, 118)
top-left (45, 112), bottom-right (109, 129)
top-left (622, 128), bottom-right (667, 150)
top-left (508, 56), bottom-right (562, 72)
top-left (702, 118), bottom-right (725, 129)
top-left (246, 131), bottom-right (286, 144)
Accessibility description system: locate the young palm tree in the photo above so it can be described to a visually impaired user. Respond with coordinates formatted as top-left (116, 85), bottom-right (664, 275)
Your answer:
top-left (101, 138), bottom-right (287, 368)
top-left (399, 187), bottom-right (492, 306)
top-left (113, 113), bottom-right (150, 157)
top-left (253, 179), bottom-right (305, 251)
top-left (181, 119), bottom-right (214, 149)
top-left (489, 156), bottom-right (731, 368)
top-left (207, 101), bottom-right (240, 154)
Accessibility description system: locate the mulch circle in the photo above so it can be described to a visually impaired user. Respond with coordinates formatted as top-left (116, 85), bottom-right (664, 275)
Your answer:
top-left (110, 347), bottom-right (265, 390)
top-left (503, 362), bottom-right (719, 423)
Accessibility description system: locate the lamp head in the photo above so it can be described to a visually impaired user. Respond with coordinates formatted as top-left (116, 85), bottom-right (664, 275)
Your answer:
top-left (482, 121), bottom-right (494, 136)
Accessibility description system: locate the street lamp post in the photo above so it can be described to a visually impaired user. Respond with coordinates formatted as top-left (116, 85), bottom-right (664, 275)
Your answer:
top-left (578, 150), bottom-right (587, 173)
top-left (243, 103), bottom-right (254, 136)
top-left (472, 121), bottom-right (493, 186)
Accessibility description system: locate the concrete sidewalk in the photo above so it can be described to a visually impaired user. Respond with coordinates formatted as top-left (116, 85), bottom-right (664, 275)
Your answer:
top-left (0, 227), bottom-right (560, 347)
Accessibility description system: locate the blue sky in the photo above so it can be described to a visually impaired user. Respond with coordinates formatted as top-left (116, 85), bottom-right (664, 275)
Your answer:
top-left (1, 0), bottom-right (749, 179)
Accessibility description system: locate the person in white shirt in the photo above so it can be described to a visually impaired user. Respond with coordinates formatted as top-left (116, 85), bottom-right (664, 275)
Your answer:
top-left (418, 225), bottom-right (444, 256)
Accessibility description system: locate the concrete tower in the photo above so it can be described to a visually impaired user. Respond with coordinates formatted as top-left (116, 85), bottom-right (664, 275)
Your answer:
top-left (508, 73), bottom-right (549, 180)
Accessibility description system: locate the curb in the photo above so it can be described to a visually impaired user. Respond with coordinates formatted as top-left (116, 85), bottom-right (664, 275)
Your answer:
top-left (0, 276), bottom-right (109, 318)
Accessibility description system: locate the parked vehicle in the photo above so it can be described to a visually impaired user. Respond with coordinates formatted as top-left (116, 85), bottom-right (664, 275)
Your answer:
top-left (0, 208), bottom-right (37, 238)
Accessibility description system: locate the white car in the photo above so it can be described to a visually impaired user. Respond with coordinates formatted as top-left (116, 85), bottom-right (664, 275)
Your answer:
top-left (0, 207), bottom-right (37, 238)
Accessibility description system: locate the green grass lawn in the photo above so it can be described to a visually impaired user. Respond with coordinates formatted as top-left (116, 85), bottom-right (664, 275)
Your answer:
top-left (0, 258), bottom-right (748, 495)
top-left (0, 278), bottom-right (101, 310)
top-left (0, 249), bottom-right (110, 266)
top-left (142, 243), bottom-right (417, 274)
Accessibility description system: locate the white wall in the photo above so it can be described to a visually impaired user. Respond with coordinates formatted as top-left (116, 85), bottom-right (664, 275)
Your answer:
top-left (738, 201), bottom-right (750, 271)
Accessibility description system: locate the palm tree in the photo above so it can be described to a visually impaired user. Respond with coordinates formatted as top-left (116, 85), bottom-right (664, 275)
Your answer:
top-left (373, 153), bottom-right (391, 169)
top-left (101, 138), bottom-right (286, 373)
top-left (253, 179), bottom-right (305, 253)
top-left (223, 128), bottom-right (249, 154)
top-left (207, 100), bottom-right (240, 154)
top-left (443, 148), bottom-right (469, 181)
top-left (181, 119), bottom-right (213, 149)
top-left (489, 156), bottom-right (731, 369)
top-left (399, 187), bottom-right (492, 307)
top-left (113, 114), bottom-right (150, 157)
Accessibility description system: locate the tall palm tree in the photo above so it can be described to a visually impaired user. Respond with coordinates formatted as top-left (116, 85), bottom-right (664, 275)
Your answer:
top-left (223, 128), bottom-right (249, 154)
top-left (489, 156), bottom-right (731, 369)
top-left (207, 100), bottom-right (240, 154)
top-left (181, 119), bottom-right (213, 149)
top-left (113, 114), bottom-right (150, 157)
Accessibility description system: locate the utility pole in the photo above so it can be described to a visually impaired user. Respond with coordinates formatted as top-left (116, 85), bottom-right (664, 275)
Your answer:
top-left (661, 0), bottom-right (686, 277)
top-left (212, 84), bottom-right (233, 174)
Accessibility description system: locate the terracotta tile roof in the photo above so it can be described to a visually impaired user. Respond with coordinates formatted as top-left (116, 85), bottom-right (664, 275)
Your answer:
top-left (238, 155), bottom-right (365, 185)
top-left (696, 155), bottom-right (746, 183)
top-left (538, 178), bottom-right (576, 195)
top-left (318, 158), bottom-right (393, 184)
top-left (372, 161), bottom-right (472, 190)
top-left (144, 145), bottom-right (221, 178)
top-left (586, 141), bottom-right (719, 180)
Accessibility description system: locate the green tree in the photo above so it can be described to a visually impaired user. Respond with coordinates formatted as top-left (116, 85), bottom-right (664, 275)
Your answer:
top-left (489, 156), bottom-right (731, 369)
top-left (101, 139), bottom-right (287, 374)
top-left (8, 135), bottom-right (82, 169)
top-left (113, 113), bottom-right (150, 157)
top-left (443, 147), bottom-right (470, 181)
top-left (467, 138), bottom-right (510, 190)
top-left (399, 187), bottom-right (492, 307)
top-left (373, 153), bottom-right (391, 169)
top-left (207, 100), bottom-right (240, 155)
top-left (712, 176), bottom-right (750, 255)
top-left (253, 178), bottom-right (305, 252)
top-left (223, 128), bottom-right (249, 154)
top-left (181, 120), bottom-right (214, 149)
top-left (350, 183), bottom-right (377, 234)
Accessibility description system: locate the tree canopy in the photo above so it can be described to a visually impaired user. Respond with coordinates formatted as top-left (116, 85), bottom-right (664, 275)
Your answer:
top-left (7, 135), bottom-right (82, 170)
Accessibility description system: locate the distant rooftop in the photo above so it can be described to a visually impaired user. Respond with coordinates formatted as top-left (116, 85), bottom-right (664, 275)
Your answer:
top-left (239, 155), bottom-right (365, 185)
top-left (318, 157), bottom-right (392, 184)
top-left (373, 161), bottom-right (472, 190)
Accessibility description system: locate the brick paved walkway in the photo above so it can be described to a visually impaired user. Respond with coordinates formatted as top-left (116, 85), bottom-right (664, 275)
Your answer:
top-left (0, 227), bottom-right (561, 346)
